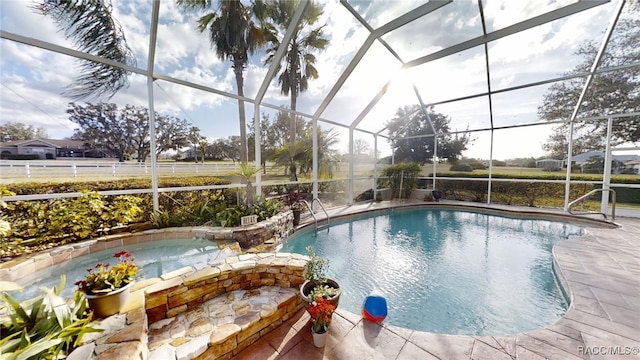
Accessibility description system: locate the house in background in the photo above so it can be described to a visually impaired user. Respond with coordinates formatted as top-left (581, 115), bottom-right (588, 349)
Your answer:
top-left (535, 158), bottom-right (563, 170)
top-left (0, 139), bottom-right (109, 159)
top-left (566, 150), bottom-right (640, 174)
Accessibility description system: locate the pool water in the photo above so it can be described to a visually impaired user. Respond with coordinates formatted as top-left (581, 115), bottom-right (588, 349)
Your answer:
top-left (13, 238), bottom-right (235, 302)
top-left (279, 208), bottom-right (585, 336)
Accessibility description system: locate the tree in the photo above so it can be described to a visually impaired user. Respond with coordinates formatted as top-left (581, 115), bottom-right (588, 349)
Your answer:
top-left (68, 103), bottom-right (130, 161)
top-left (33, 0), bottom-right (135, 100)
top-left (68, 103), bottom-right (191, 161)
top-left (271, 119), bottom-right (340, 180)
top-left (0, 122), bottom-right (48, 142)
top-left (386, 105), bottom-right (471, 164)
top-left (177, 0), bottom-right (267, 164)
top-left (122, 105), bottom-right (150, 162)
top-left (262, 0), bottom-right (328, 179)
top-left (188, 126), bottom-right (205, 162)
top-left (539, 13), bottom-right (640, 154)
top-left (155, 115), bottom-right (191, 159)
top-left (353, 139), bottom-right (370, 155)
top-left (208, 137), bottom-right (240, 162)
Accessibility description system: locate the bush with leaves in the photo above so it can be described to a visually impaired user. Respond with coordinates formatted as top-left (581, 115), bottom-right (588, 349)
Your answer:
top-left (0, 275), bottom-right (102, 359)
top-left (381, 162), bottom-right (422, 199)
top-left (2, 191), bottom-right (144, 257)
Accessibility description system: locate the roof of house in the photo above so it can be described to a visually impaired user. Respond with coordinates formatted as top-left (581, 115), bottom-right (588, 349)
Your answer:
top-left (568, 151), bottom-right (639, 163)
top-left (0, 139), bottom-right (85, 148)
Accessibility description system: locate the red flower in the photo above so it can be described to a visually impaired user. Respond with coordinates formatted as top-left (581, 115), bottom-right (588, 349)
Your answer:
top-left (76, 250), bottom-right (138, 295)
top-left (308, 298), bottom-right (336, 333)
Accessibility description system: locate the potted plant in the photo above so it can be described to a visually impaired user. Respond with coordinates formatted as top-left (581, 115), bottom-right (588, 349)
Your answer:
top-left (75, 249), bottom-right (138, 318)
top-left (287, 191), bottom-right (305, 226)
top-left (300, 246), bottom-right (341, 310)
top-left (307, 297), bottom-right (336, 347)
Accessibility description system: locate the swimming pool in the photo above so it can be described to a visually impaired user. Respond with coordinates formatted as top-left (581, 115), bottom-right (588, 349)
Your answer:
top-left (279, 207), bottom-right (586, 336)
top-left (13, 238), bottom-right (236, 302)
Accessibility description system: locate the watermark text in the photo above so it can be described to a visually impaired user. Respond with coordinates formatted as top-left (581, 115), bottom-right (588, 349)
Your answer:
top-left (577, 346), bottom-right (640, 356)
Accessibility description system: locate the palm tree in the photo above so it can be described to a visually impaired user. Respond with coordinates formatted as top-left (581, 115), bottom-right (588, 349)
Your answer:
top-left (33, 0), bottom-right (135, 101)
top-left (177, 0), bottom-right (267, 163)
top-left (262, 0), bottom-right (329, 179)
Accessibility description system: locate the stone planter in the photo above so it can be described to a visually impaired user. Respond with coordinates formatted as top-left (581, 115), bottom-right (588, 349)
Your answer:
top-left (300, 279), bottom-right (341, 310)
top-left (85, 282), bottom-right (132, 318)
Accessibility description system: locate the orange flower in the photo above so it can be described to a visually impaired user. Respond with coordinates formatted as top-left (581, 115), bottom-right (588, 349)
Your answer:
top-left (308, 298), bottom-right (335, 333)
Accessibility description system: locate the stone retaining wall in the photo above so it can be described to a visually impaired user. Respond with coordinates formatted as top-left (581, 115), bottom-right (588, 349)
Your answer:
top-left (144, 253), bottom-right (307, 359)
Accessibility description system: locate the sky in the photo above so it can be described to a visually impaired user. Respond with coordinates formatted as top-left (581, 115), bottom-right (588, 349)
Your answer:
top-left (0, 0), bottom-right (634, 161)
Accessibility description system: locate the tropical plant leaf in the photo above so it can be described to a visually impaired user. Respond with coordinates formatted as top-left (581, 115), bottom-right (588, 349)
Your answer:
top-left (14, 338), bottom-right (62, 360)
top-left (32, 0), bottom-right (136, 101)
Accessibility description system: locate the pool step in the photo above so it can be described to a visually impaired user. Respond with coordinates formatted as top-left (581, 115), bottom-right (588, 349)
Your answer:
top-left (147, 286), bottom-right (300, 359)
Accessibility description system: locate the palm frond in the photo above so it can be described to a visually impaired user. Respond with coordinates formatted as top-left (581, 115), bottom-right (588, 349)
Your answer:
top-left (33, 0), bottom-right (136, 101)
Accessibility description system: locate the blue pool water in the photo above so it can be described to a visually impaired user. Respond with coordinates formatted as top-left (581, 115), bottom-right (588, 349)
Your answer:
top-left (13, 238), bottom-right (233, 302)
top-left (279, 208), bottom-right (585, 336)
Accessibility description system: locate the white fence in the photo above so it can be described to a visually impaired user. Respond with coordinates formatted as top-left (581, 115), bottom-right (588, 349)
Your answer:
top-left (0, 160), bottom-right (239, 182)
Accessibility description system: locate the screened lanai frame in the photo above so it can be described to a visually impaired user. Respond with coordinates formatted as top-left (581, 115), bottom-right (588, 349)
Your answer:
top-left (1, 0), bottom-right (638, 215)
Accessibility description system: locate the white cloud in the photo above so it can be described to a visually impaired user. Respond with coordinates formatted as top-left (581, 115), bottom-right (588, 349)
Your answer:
top-left (0, 0), bottom-right (630, 161)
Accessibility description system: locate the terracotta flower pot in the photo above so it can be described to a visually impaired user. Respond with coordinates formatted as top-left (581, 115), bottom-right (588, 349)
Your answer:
top-left (85, 282), bottom-right (132, 318)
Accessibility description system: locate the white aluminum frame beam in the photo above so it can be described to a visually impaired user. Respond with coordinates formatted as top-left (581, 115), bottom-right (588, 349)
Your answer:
top-left (564, 0), bottom-right (625, 209)
top-left (147, 0), bottom-right (160, 212)
top-left (253, 1), bottom-right (309, 198)
top-left (404, 1), bottom-right (608, 68)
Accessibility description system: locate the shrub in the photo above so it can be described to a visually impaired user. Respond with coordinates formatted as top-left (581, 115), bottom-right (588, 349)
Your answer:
top-left (381, 162), bottom-right (421, 199)
top-left (449, 164), bottom-right (473, 172)
top-left (0, 153), bottom-right (40, 160)
top-left (0, 276), bottom-right (101, 359)
top-left (467, 161), bottom-right (487, 170)
top-left (2, 191), bottom-right (144, 255)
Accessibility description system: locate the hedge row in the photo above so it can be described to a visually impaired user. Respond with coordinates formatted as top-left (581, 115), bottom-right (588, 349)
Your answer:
top-left (434, 175), bottom-right (640, 206)
top-left (2, 176), bottom-right (232, 195)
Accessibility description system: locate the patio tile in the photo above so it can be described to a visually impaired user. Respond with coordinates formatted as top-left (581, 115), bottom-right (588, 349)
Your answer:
top-left (599, 301), bottom-right (640, 329)
top-left (262, 322), bottom-right (305, 355)
top-left (408, 332), bottom-right (474, 359)
top-left (278, 338), bottom-right (326, 360)
top-left (327, 320), bottom-right (407, 360)
top-left (590, 287), bottom-right (635, 310)
top-left (571, 294), bottom-right (609, 318)
top-left (515, 346), bottom-right (549, 360)
top-left (492, 335), bottom-right (517, 359)
top-left (233, 338), bottom-right (279, 360)
top-left (395, 341), bottom-right (439, 360)
top-left (470, 339), bottom-right (513, 360)
top-left (515, 334), bottom-right (586, 360)
top-left (524, 329), bottom-right (587, 359)
top-left (564, 310), bottom-right (640, 341)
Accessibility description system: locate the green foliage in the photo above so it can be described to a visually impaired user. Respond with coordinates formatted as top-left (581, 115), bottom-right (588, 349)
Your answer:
top-left (212, 196), bottom-right (283, 227)
top-left (309, 284), bottom-right (338, 300)
top-left (382, 162), bottom-right (422, 198)
top-left (3, 191), bottom-right (144, 254)
top-left (0, 187), bottom-right (15, 239)
top-left (450, 164), bottom-right (474, 172)
top-left (2, 176), bottom-right (231, 196)
top-left (0, 276), bottom-right (102, 359)
top-left (0, 121), bottom-right (48, 142)
top-left (150, 209), bottom-right (183, 228)
top-left (76, 250), bottom-right (137, 294)
top-left (303, 246), bottom-right (329, 284)
top-left (386, 105), bottom-right (472, 164)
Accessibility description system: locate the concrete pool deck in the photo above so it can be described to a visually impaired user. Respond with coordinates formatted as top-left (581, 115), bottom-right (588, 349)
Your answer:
top-left (232, 201), bottom-right (640, 359)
